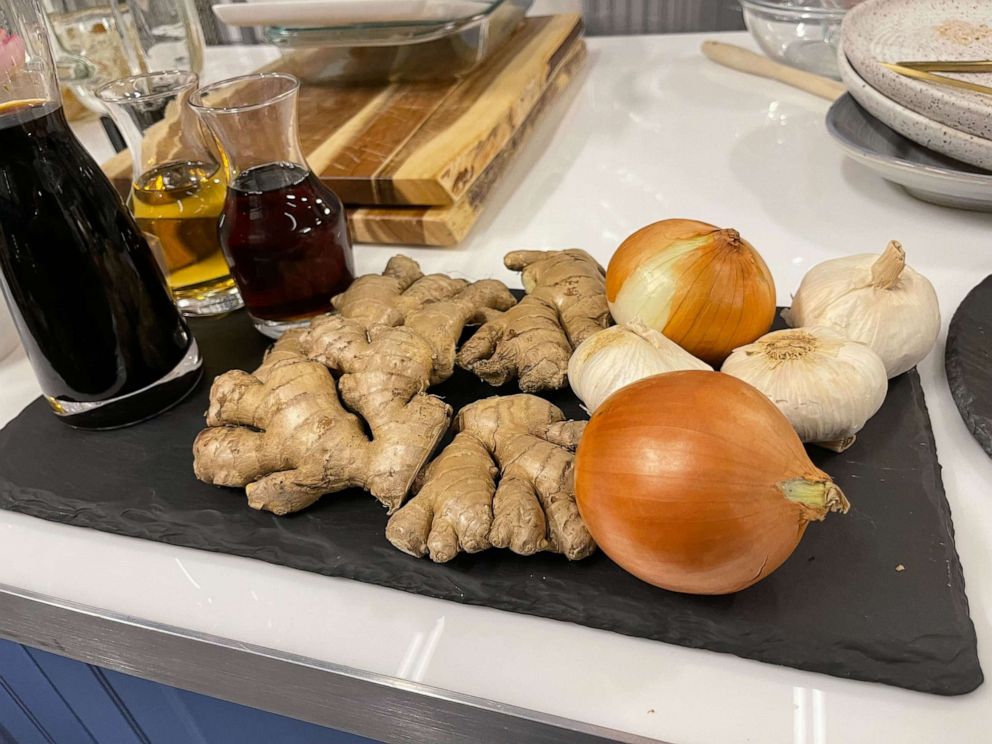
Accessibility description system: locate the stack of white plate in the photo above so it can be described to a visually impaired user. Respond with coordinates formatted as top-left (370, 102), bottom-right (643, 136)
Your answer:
top-left (826, 0), bottom-right (992, 210)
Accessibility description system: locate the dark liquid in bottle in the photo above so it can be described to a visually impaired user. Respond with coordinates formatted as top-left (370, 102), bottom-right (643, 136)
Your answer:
top-left (0, 101), bottom-right (199, 427)
top-left (219, 162), bottom-right (354, 321)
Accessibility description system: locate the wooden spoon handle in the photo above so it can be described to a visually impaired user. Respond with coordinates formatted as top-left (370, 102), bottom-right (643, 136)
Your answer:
top-left (701, 40), bottom-right (847, 101)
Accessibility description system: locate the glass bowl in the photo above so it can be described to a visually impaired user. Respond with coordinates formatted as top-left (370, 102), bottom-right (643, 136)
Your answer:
top-left (739, 0), bottom-right (858, 80)
top-left (264, 0), bottom-right (532, 84)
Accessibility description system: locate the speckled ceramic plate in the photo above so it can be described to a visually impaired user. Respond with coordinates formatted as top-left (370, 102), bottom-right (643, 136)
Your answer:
top-left (843, 0), bottom-right (992, 140)
top-left (838, 49), bottom-right (992, 171)
top-left (826, 93), bottom-right (992, 211)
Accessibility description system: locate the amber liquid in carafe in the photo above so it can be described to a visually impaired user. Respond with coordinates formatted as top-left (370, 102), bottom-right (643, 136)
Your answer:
top-left (130, 160), bottom-right (236, 297)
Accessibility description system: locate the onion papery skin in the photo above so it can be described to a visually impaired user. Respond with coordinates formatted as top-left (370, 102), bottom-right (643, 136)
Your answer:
top-left (574, 371), bottom-right (848, 595)
top-left (606, 219), bottom-right (777, 366)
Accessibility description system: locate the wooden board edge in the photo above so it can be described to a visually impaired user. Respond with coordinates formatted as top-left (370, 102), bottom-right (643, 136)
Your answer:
top-left (385, 14), bottom-right (584, 206)
top-left (346, 40), bottom-right (586, 246)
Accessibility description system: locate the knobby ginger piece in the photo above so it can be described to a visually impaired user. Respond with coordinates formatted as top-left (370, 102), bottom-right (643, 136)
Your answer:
top-left (331, 254), bottom-right (469, 328)
top-left (193, 331), bottom-right (447, 515)
top-left (310, 278), bottom-right (516, 387)
top-left (387, 395), bottom-right (596, 562)
top-left (457, 249), bottom-right (609, 392)
top-left (193, 255), bottom-right (516, 515)
top-left (386, 432), bottom-right (498, 563)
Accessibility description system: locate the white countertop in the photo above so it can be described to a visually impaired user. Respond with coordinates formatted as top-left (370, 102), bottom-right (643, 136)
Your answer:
top-left (2, 32), bottom-right (991, 744)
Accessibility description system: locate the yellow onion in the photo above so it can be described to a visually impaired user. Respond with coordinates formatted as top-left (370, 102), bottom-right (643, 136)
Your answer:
top-left (574, 371), bottom-right (849, 595)
top-left (606, 219), bottom-right (777, 365)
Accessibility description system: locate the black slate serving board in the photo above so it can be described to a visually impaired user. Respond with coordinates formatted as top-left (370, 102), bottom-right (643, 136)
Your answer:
top-left (947, 275), bottom-right (992, 458)
top-left (0, 309), bottom-right (982, 696)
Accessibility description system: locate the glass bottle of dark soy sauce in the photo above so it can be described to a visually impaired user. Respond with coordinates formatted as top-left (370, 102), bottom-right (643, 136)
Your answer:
top-left (0, 2), bottom-right (201, 429)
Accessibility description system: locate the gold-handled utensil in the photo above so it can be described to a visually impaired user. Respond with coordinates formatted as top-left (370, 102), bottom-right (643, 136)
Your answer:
top-left (896, 60), bottom-right (992, 72)
top-left (881, 62), bottom-right (992, 96)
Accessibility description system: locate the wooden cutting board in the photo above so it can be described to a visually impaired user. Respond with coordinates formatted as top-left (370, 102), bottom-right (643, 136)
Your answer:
top-left (103, 15), bottom-right (583, 209)
top-left (346, 39), bottom-right (585, 246)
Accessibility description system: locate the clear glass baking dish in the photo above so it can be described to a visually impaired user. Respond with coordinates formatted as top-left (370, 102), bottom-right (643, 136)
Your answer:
top-left (264, 0), bottom-right (533, 84)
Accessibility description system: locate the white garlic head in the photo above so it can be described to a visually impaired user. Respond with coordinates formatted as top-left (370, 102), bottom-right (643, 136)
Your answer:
top-left (722, 326), bottom-right (887, 452)
top-left (782, 241), bottom-right (939, 378)
top-left (568, 322), bottom-right (711, 413)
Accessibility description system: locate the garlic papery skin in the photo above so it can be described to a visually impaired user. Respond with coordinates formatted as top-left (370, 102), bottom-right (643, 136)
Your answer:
top-left (781, 241), bottom-right (940, 378)
top-left (721, 326), bottom-right (887, 452)
top-left (568, 322), bottom-right (711, 412)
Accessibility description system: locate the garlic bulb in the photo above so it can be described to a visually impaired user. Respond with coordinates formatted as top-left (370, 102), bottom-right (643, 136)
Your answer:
top-left (722, 326), bottom-right (887, 452)
top-left (782, 241), bottom-right (939, 378)
top-left (568, 322), bottom-right (711, 412)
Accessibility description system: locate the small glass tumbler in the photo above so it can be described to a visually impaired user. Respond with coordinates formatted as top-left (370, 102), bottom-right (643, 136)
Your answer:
top-left (44, 0), bottom-right (204, 115)
top-left (190, 72), bottom-right (355, 338)
top-left (44, 0), bottom-right (133, 114)
top-left (97, 70), bottom-right (242, 316)
top-left (124, 0), bottom-right (204, 74)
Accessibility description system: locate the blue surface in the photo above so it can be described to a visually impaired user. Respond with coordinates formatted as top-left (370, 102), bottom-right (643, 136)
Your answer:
top-left (0, 638), bottom-right (378, 744)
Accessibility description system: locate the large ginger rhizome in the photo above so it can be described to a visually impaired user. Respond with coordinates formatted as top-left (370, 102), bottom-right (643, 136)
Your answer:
top-left (194, 250), bottom-right (608, 561)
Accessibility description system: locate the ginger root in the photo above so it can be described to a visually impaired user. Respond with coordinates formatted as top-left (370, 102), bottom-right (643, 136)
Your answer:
top-left (457, 249), bottom-right (610, 392)
top-left (330, 254), bottom-right (469, 328)
top-left (386, 395), bottom-right (596, 562)
top-left (194, 256), bottom-right (516, 515)
top-left (192, 331), bottom-right (423, 515)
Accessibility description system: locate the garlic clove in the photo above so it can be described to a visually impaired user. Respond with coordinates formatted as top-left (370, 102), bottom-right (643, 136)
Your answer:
top-left (722, 326), bottom-right (888, 449)
top-left (568, 322), bottom-right (711, 413)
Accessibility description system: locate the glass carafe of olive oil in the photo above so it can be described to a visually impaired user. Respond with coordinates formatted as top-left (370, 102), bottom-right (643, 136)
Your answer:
top-left (97, 70), bottom-right (242, 316)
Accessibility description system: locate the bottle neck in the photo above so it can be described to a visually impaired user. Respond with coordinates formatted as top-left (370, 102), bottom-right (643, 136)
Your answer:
top-left (98, 73), bottom-right (218, 188)
top-left (193, 82), bottom-right (309, 185)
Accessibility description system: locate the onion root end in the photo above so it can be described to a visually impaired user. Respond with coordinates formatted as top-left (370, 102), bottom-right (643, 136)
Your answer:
top-left (779, 478), bottom-right (851, 521)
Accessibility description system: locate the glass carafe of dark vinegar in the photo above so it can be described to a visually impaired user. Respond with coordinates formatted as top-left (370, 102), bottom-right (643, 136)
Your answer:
top-left (190, 72), bottom-right (354, 338)
top-left (0, 0), bottom-right (201, 428)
